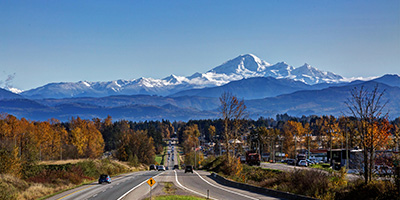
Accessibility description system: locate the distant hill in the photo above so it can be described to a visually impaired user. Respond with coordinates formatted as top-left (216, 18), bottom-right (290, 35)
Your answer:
top-left (0, 88), bottom-right (24, 100)
top-left (169, 77), bottom-right (314, 99)
top-left (37, 95), bottom-right (219, 111)
top-left (373, 74), bottom-right (400, 88)
top-left (1, 74), bottom-right (399, 121)
top-left (246, 81), bottom-right (400, 118)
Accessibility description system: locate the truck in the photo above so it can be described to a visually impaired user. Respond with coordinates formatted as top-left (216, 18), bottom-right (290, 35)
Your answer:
top-left (246, 152), bottom-right (261, 166)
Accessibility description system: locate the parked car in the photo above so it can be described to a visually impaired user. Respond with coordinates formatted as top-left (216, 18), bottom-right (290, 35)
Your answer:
top-left (261, 153), bottom-right (270, 162)
top-left (158, 165), bottom-right (166, 171)
top-left (286, 159), bottom-right (296, 166)
top-left (239, 155), bottom-right (246, 163)
top-left (298, 160), bottom-right (308, 167)
top-left (149, 164), bottom-right (156, 170)
top-left (306, 159), bottom-right (315, 165)
top-left (374, 165), bottom-right (393, 176)
top-left (98, 174), bottom-right (111, 184)
top-left (173, 165), bottom-right (179, 170)
top-left (185, 165), bottom-right (193, 173)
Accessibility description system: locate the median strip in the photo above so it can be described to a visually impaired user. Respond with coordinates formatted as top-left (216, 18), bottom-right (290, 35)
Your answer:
top-left (116, 172), bottom-right (165, 200)
top-left (193, 171), bottom-right (259, 200)
top-left (174, 170), bottom-right (216, 200)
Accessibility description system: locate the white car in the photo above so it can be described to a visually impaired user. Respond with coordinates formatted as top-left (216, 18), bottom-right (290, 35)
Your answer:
top-left (158, 165), bottom-right (166, 171)
top-left (298, 160), bottom-right (308, 167)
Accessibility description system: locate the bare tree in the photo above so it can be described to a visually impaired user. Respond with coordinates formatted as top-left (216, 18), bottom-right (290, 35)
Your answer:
top-left (345, 85), bottom-right (391, 184)
top-left (219, 92), bottom-right (247, 163)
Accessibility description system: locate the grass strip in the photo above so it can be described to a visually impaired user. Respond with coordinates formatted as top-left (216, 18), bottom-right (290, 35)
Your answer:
top-left (144, 195), bottom-right (205, 200)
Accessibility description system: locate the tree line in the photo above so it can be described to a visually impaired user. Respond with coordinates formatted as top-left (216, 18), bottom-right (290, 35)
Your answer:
top-left (0, 115), bottom-right (172, 177)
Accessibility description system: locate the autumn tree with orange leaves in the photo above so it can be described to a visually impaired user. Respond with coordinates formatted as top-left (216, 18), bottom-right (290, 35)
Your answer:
top-left (69, 117), bottom-right (104, 159)
top-left (283, 121), bottom-right (307, 158)
top-left (346, 85), bottom-right (392, 184)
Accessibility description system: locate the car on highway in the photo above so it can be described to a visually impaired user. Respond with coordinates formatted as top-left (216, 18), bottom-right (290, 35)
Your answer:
top-left (185, 165), bottom-right (193, 173)
top-left (98, 174), bottom-right (111, 184)
top-left (298, 160), bottom-right (308, 167)
top-left (173, 164), bottom-right (179, 170)
top-left (158, 165), bottom-right (166, 171)
top-left (149, 164), bottom-right (156, 170)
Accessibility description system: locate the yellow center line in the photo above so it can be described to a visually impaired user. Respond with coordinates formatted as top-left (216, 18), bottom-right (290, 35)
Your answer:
top-left (56, 185), bottom-right (94, 200)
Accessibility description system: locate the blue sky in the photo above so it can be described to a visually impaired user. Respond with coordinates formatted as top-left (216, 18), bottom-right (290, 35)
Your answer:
top-left (1, 0), bottom-right (399, 90)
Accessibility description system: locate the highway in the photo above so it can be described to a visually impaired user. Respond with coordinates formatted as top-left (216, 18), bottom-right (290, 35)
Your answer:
top-left (48, 143), bottom-right (284, 200)
top-left (47, 170), bottom-right (164, 200)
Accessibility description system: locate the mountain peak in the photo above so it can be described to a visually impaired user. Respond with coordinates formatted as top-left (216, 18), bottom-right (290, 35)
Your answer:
top-left (300, 63), bottom-right (312, 69)
top-left (162, 74), bottom-right (188, 84)
top-left (209, 54), bottom-right (271, 74)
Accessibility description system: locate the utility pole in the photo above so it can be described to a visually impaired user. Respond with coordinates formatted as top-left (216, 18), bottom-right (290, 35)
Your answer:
top-left (346, 119), bottom-right (349, 169)
top-left (307, 134), bottom-right (311, 159)
top-left (294, 134), bottom-right (297, 159)
top-left (330, 129), bottom-right (333, 166)
top-left (280, 137), bottom-right (283, 162)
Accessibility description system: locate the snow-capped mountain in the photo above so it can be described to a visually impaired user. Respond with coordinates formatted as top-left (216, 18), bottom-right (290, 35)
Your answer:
top-left (5, 87), bottom-right (23, 94)
top-left (21, 54), bottom-right (345, 99)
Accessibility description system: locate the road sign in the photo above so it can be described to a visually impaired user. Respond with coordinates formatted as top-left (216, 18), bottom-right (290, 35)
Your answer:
top-left (147, 177), bottom-right (156, 187)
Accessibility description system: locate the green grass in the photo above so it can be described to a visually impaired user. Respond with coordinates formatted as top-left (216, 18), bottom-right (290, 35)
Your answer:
top-left (162, 182), bottom-right (176, 195)
top-left (310, 163), bottom-right (334, 173)
top-left (144, 195), bottom-right (205, 200)
top-left (155, 155), bottom-right (163, 165)
top-left (155, 147), bottom-right (168, 165)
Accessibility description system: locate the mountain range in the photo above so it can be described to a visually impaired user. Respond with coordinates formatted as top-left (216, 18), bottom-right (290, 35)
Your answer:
top-left (1, 54), bottom-right (399, 121)
top-left (19, 54), bottom-right (345, 99)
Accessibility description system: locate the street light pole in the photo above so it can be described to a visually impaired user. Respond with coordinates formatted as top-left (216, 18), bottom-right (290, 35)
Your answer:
top-left (307, 134), bottom-right (311, 159)
top-left (294, 134), bottom-right (297, 159)
top-left (346, 120), bottom-right (349, 169)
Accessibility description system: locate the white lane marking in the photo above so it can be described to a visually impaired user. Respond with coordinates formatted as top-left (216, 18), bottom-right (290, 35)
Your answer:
top-left (116, 172), bottom-right (164, 200)
top-left (194, 171), bottom-right (259, 200)
top-left (174, 170), bottom-right (217, 200)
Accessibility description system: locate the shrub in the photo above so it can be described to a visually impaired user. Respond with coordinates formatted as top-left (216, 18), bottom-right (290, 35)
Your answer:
top-left (336, 180), bottom-right (399, 200)
top-left (76, 160), bottom-right (98, 178)
top-left (0, 174), bottom-right (29, 200)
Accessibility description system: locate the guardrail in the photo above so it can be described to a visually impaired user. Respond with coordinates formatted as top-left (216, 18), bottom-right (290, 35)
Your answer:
top-left (210, 173), bottom-right (319, 200)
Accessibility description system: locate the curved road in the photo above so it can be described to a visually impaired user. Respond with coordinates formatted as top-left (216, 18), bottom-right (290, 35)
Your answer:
top-left (47, 170), bottom-right (163, 200)
top-left (48, 143), bottom-right (283, 200)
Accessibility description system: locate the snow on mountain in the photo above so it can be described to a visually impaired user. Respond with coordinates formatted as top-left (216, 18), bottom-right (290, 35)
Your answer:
top-left (209, 54), bottom-right (271, 75)
top-left (5, 87), bottom-right (23, 94)
top-left (290, 63), bottom-right (343, 84)
top-left (21, 54), bottom-right (346, 99)
top-left (198, 54), bottom-right (343, 85)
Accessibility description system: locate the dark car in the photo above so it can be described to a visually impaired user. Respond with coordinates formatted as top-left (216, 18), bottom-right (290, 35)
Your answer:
top-left (149, 164), bottom-right (156, 170)
top-left (185, 165), bottom-right (193, 173)
top-left (173, 165), bottom-right (179, 170)
top-left (286, 159), bottom-right (296, 166)
top-left (98, 174), bottom-right (111, 184)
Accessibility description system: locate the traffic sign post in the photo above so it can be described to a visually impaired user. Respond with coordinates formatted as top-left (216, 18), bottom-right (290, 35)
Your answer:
top-left (147, 177), bottom-right (156, 199)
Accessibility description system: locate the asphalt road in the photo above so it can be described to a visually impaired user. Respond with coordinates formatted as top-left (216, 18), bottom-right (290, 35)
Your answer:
top-left (174, 169), bottom-right (281, 200)
top-left (47, 170), bottom-right (163, 200)
top-left (48, 144), bottom-right (284, 200)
